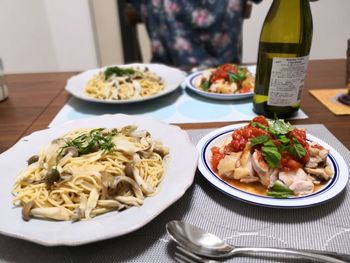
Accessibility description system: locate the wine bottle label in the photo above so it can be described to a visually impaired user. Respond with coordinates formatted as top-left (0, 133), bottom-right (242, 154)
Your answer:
top-left (267, 56), bottom-right (309, 106)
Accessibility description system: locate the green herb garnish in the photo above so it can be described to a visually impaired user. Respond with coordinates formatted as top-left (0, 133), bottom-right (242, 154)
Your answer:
top-left (251, 121), bottom-right (268, 130)
top-left (247, 118), bottom-right (308, 168)
top-left (249, 135), bottom-right (269, 147)
top-left (268, 118), bottom-right (294, 135)
top-left (288, 136), bottom-right (307, 158)
top-left (267, 180), bottom-right (294, 198)
top-left (277, 134), bottom-right (290, 145)
top-left (63, 129), bottom-right (116, 156)
top-left (104, 66), bottom-right (136, 80)
top-left (200, 80), bottom-right (211, 91)
top-left (227, 71), bottom-right (246, 83)
top-left (261, 141), bottom-right (281, 168)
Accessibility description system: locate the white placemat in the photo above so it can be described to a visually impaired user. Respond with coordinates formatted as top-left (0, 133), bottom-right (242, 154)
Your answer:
top-left (49, 86), bottom-right (308, 127)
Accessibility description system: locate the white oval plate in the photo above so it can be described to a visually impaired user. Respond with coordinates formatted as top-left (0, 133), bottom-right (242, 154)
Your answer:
top-left (197, 123), bottom-right (349, 208)
top-left (185, 66), bottom-right (255, 100)
top-left (66, 63), bottom-right (186, 104)
top-left (0, 114), bottom-right (198, 246)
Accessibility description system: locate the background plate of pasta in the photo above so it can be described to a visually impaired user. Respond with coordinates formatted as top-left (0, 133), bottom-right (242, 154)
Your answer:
top-left (0, 114), bottom-right (198, 246)
top-left (66, 63), bottom-right (185, 104)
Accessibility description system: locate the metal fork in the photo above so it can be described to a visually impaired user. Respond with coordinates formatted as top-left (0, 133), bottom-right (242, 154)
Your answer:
top-left (174, 246), bottom-right (221, 263)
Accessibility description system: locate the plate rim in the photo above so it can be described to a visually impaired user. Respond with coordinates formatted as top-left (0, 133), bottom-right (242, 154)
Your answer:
top-left (65, 63), bottom-right (186, 104)
top-left (196, 123), bottom-right (349, 209)
top-left (185, 65), bottom-right (256, 100)
top-left (0, 114), bottom-right (198, 246)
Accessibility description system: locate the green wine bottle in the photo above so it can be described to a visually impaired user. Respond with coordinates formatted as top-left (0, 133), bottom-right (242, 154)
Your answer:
top-left (253, 0), bottom-right (313, 118)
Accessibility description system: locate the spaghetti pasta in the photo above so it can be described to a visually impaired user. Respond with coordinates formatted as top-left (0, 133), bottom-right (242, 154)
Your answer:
top-left (12, 125), bottom-right (169, 221)
top-left (85, 66), bottom-right (165, 100)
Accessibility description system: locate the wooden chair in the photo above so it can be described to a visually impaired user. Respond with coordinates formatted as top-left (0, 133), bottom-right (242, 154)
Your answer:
top-left (117, 1), bottom-right (253, 63)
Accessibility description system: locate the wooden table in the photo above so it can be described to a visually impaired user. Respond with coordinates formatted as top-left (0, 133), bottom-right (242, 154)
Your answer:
top-left (0, 59), bottom-right (349, 154)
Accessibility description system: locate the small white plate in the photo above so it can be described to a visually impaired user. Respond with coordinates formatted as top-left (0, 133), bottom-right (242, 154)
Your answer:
top-left (66, 63), bottom-right (186, 104)
top-left (185, 66), bottom-right (255, 100)
top-left (0, 114), bottom-right (198, 246)
top-left (197, 123), bottom-right (349, 208)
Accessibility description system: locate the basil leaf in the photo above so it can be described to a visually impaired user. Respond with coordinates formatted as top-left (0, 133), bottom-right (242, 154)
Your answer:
top-left (200, 80), bottom-right (211, 91)
top-left (262, 144), bottom-right (281, 168)
top-left (290, 136), bottom-right (307, 158)
top-left (249, 135), bottom-right (269, 147)
top-left (227, 72), bottom-right (246, 83)
top-left (268, 119), bottom-right (294, 135)
top-left (251, 122), bottom-right (268, 130)
top-left (267, 180), bottom-right (294, 198)
top-left (278, 135), bottom-right (290, 145)
top-left (263, 140), bottom-right (276, 147)
top-left (267, 191), bottom-right (294, 198)
top-left (104, 66), bottom-right (136, 80)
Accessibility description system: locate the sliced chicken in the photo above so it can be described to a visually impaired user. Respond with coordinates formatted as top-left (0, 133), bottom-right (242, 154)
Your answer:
top-left (306, 143), bottom-right (329, 168)
top-left (305, 166), bottom-right (333, 181)
top-left (240, 176), bottom-right (260, 184)
top-left (269, 169), bottom-right (279, 188)
top-left (279, 168), bottom-right (314, 196)
top-left (289, 180), bottom-right (314, 196)
top-left (233, 147), bottom-right (254, 180)
top-left (217, 152), bottom-right (241, 179)
top-left (252, 150), bottom-right (270, 187)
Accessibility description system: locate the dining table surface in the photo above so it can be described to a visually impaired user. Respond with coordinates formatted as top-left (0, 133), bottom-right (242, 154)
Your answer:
top-left (0, 59), bottom-right (349, 154)
top-left (0, 59), bottom-right (350, 263)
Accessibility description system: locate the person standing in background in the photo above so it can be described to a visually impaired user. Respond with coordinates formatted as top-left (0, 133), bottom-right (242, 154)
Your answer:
top-left (128, 0), bottom-right (262, 71)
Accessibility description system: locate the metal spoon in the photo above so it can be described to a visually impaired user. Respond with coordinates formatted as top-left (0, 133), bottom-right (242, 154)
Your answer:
top-left (166, 220), bottom-right (349, 263)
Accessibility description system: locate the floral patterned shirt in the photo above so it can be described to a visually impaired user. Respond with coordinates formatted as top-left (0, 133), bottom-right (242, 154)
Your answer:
top-left (130, 0), bottom-right (261, 70)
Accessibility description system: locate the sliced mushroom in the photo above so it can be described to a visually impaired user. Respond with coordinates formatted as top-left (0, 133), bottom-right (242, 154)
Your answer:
top-left (120, 125), bottom-right (138, 136)
top-left (22, 201), bottom-right (34, 221)
top-left (115, 196), bottom-right (144, 206)
top-left (45, 168), bottom-right (61, 187)
top-left (85, 188), bottom-right (100, 219)
top-left (153, 141), bottom-right (169, 158)
top-left (111, 176), bottom-right (144, 201)
top-left (31, 207), bottom-right (72, 221)
top-left (72, 195), bottom-right (88, 222)
top-left (27, 155), bottom-right (39, 165)
top-left (132, 166), bottom-right (156, 195)
top-left (97, 199), bottom-right (124, 209)
top-left (112, 137), bottom-right (137, 155)
top-left (63, 146), bottom-right (79, 157)
top-left (124, 162), bottom-right (134, 177)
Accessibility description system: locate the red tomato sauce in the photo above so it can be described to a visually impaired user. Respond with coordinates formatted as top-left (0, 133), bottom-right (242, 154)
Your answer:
top-left (211, 64), bottom-right (237, 82)
top-left (211, 116), bottom-right (310, 172)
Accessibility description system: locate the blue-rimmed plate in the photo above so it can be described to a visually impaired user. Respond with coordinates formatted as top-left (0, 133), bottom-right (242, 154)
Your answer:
top-left (197, 123), bottom-right (349, 208)
top-left (185, 66), bottom-right (255, 100)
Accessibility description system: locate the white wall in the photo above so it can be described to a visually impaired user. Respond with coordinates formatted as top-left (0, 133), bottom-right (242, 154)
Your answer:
top-left (91, 0), bottom-right (123, 67)
top-left (1, 0), bottom-right (349, 73)
top-left (0, 0), bottom-right (98, 73)
top-left (243, 0), bottom-right (350, 63)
